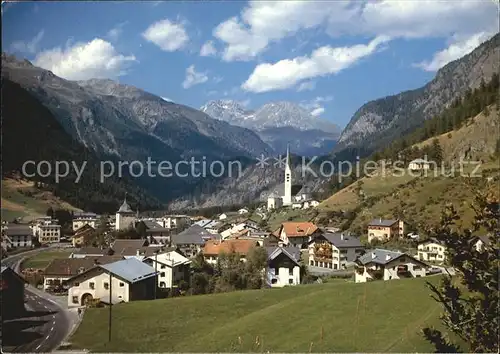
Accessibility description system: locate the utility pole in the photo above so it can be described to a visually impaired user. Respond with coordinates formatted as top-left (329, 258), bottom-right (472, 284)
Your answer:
top-left (108, 271), bottom-right (112, 342)
top-left (154, 251), bottom-right (158, 300)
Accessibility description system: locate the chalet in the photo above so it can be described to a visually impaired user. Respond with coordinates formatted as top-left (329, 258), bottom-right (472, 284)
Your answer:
top-left (43, 256), bottom-right (124, 292)
top-left (71, 224), bottom-right (95, 247)
top-left (202, 239), bottom-right (259, 265)
top-left (4, 225), bottom-right (32, 248)
top-left (144, 250), bottom-right (191, 289)
top-left (171, 225), bottom-right (217, 258)
top-left (266, 246), bottom-right (301, 287)
top-left (355, 249), bottom-right (428, 283)
top-left (417, 238), bottom-right (447, 262)
top-left (65, 258), bottom-right (157, 307)
top-left (1, 266), bottom-right (27, 319)
top-left (274, 222), bottom-right (321, 248)
top-left (308, 233), bottom-right (365, 270)
top-left (367, 218), bottom-right (405, 243)
top-left (72, 212), bottom-right (98, 231)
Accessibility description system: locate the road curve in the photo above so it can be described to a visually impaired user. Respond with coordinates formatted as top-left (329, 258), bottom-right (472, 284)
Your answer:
top-left (2, 249), bottom-right (71, 353)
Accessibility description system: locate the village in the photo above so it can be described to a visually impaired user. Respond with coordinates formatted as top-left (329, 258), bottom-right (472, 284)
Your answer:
top-left (2, 150), bottom-right (491, 315)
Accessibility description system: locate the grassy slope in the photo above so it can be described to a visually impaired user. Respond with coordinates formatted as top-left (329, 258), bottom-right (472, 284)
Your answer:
top-left (317, 107), bottom-right (500, 232)
top-left (1, 177), bottom-right (82, 222)
top-left (71, 277), bottom-right (444, 353)
top-left (21, 249), bottom-right (74, 269)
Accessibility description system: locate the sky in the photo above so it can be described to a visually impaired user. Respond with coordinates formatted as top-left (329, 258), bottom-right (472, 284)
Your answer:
top-left (2, 0), bottom-right (498, 128)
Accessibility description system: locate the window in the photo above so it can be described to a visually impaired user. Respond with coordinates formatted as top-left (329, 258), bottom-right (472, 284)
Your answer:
top-left (89, 282), bottom-right (95, 289)
top-left (104, 282), bottom-right (109, 290)
top-left (271, 279), bottom-right (278, 284)
top-left (119, 282), bottom-right (124, 287)
top-left (310, 260), bottom-right (314, 266)
top-left (288, 279), bottom-right (294, 285)
top-left (160, 282), bottom-right (166, 288)
top-left (160, 272), bottom-right (165, 277)
top-left (74, 282), bottom-right (80, 287)
top-left (72, 296), bottom-right (79, 304)
top-left (161, 265), bottom-right (166, 269)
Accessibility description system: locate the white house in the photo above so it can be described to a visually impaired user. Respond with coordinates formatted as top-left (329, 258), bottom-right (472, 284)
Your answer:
top-left (144, 250), bottom-right (191, 289)
top-left (266, 246), bottom-right (301, 287)
top-left (267, 194), bottom-right (283, 210)
top-left (72, 212), bottom-right (98, 231)
top-left (417, 238), bottom-right (447, 263)
top-left (64, 258), bottom-right (157, 307)
top-left (238, 208), bottom-right (249, 215)
top-left (408, 158), bottom-right (430, 171)
top-left (4, 225), bottom-right (32, 248)
top-left (218, 213), bottom-right (228, 220)
top-left (355, 249), bottom-right (428, 283)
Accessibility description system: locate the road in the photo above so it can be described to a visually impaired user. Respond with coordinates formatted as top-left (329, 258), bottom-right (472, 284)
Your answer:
top-left (2, 248), bottom-right (71, 353)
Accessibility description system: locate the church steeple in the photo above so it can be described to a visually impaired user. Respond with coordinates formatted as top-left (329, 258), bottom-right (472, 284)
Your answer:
top-left (286, 143), bottom-right (291, 167)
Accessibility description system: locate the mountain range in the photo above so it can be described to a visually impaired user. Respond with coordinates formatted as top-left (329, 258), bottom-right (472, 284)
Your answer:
top-left (200, 100), bottom-right (341, 156)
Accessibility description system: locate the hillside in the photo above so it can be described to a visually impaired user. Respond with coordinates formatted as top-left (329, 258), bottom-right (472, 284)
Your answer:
top-left (336, 33), bottom-right (500, 156)
top-left (2, 78), bottom-right (162, 214)
top-left (318, 106), bottom-right (500, 234)
top-left (70, 277), bottom-right (444, 352)
top-left (1, 178), bottom-right (82, 222)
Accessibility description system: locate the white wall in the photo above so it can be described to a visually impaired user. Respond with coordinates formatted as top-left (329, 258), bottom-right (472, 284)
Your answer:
top-left (72, 219), bottom-right (97, 231)
top-left (67, 272), bottom-right (130, 307)
top-left (267, 265), bottom-right (301, 287)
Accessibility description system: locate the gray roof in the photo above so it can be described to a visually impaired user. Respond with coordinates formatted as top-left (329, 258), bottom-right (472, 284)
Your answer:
top-left (368, 219), bottom-right (398, 227)
top-left (99, 258), bottom-right (157, 283)
top-left (321, 233), bottom-right (363, 248)
top-left (142, 220), bottom-right (169, 232)
top-left (117, 198), bottom-right (134, 213)
top-left (4, 225), bottom-right (32, 237)
top-left (172, 225), bottom-right (217, 245)
top-left (266, 246), bottom-right (301, 265)
top-left (418, 237), bottom-right (445, 245)
top-left (357, 249), bottom-right (406, 265)
top-left (73, 212), bottom-right (98, 218)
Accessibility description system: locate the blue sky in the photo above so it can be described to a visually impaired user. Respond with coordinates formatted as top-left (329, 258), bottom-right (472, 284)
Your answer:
top-left (2, 1), bottom-right (498, 128)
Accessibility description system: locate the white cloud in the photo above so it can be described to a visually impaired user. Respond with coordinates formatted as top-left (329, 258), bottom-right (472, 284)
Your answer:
top-left (11, 30), bottom-right (45, 54)
top-left (213, 0), bottom-right (497, 62)
top-left (414, 32), bottom-right (494, 72)
top-left (182, 65), bottom-right (208, 89)
top-left (200, 40), bottom-right (217, 56)
top-left (310, 107), bottom-right (325, 117)
top-left (142, 19), bottom-right (189, 52)
top-left (297, 81), bottom-right (316, 92)
top-left (300, 96), bottom-right (333, 117)
top-left (242, 36), bottom-right (389, 93)
top-left (33, 38), bottom-right (137, 80)
top-left (107, 22), bottom-right (128, 41)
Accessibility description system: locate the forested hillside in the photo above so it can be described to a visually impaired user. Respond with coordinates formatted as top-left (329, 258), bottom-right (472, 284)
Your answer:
top-left (2, 79), bottom-right (163, 213)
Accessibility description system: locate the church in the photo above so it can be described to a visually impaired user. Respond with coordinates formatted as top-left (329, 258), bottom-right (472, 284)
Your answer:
top-left (115, 195), bottom-right (138, 231)
top-left (267, 145), bottom-right (312, 210)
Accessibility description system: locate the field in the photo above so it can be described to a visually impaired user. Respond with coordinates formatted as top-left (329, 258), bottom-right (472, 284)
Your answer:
top-left (1, 177), bottom-right (81, 222)
top-left (21, 249), bottom-right (74, 269)
top-left (70, 277), bottom-right (446, 352)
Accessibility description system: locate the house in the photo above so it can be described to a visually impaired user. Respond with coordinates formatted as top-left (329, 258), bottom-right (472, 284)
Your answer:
top-left (202, 239), bottom-right (259, 265)
top-left (43, 256), bottom-right (124, 292)
top-left (267, 194), bottom-right (283, 210)
top-left (266, 246), bottom-right (301, 287)
top-left (273, 222), bottom-right (321, 248)
top-left (308, 233), bottom-right (365, 270)
top-left (1, 233), bottom-right (12, 252)
top-left (33, 222), bottom-right (61, 244)
top-left (138, 220), bottom-right (171, 245)
top-left (417, 238), bottom-right (447, 262)
top-left (218, 213), bottom-right (228, 220)
top-left (171, 225), bottom-right (216, 258)
top-left (115, 197), bottom-right (137, 231)
top-left (408, 158), bottom-right (430, 171)
top-left (194, 219), bottom-right (220, 234)
top-left (156, 215), bottom-right (191, 230)
top-left (1, 266), bottom-right (27, 319)
top-left (238, 208), bottom-right (249, 215)
top-left (65, 258), bottom-right (157, 307)
top-left (354, 249), bottom-right (428, 283)
top-left (144, 250), bottom-right (191, 289)
top-left (4, 224), bottom-right (33, 248)
top-left (71, 224), bottom-right (95, 247)
top-left (367, 218), bottom-right (405, 243)
top-left (72, 212), bottom-right (98, 231)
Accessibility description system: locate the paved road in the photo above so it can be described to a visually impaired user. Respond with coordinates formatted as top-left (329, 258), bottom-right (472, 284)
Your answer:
top-left (2, 249), bottom-right (71, 353)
